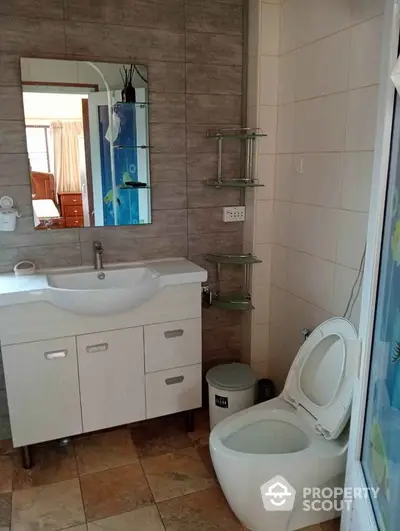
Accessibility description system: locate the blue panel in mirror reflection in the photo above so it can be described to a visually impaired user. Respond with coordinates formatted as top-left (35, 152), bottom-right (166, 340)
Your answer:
top-left (98, 104), bottom-right (141, 226)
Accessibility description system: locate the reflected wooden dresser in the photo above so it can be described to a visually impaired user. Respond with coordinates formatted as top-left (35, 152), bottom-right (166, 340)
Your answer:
top-left (58, 192), bottom-right (84, 228)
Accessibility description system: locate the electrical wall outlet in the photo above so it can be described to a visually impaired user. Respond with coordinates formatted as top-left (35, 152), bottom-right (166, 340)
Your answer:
top-left (223, 206), bottom-right (246, 222)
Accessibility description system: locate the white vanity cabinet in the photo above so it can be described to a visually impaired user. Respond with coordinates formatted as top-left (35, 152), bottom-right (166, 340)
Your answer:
top-left (2, 337), bottom-right (82, 447)
top-left (77, 327), bottom-right (146, 433)
top-left (0, 260), bottom-right (207, 450)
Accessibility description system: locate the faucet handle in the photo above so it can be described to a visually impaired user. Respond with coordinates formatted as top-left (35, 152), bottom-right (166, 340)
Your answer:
top-left (93, 240), bottom-right (103, 252)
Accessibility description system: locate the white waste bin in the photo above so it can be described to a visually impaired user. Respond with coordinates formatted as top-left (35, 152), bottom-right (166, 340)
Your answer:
top-left (206, 363), bottom-right (257, 429)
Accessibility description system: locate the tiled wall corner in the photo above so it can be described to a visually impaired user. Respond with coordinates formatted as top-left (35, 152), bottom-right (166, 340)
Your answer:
top-left (243, 0), bottom-right (279, 378)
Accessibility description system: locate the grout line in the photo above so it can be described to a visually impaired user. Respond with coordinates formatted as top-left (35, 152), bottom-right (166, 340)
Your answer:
top-left (271, 243), bottom-right (362, 272)
top-left (279, 12), bottom-right (384, 57)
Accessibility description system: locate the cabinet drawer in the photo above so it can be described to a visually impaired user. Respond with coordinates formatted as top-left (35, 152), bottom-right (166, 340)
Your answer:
top-left (65, 216), bottom-right (84, 228)
top-left (61, 194), bottom-right (82, 206)
top-left (2, 337), bottom-right (82, 447)
top-left (77, 327), bottom-right (145, 433)
top-left (144, 318), bottom-right (201, 373)
top-left (145, 364), bottom-right (202, 419)
top-left (64, 205), bottom-right (83, 217)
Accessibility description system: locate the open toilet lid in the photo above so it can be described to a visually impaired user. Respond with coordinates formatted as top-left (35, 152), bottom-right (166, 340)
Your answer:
top-left (283, 318), bottom-right (360, 440)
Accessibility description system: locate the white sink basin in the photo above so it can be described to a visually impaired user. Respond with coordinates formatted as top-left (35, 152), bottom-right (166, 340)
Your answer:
top-left (47, 266), bottom-right (161, 315)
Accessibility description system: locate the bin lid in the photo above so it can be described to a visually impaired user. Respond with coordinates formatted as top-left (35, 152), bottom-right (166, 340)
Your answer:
top-left (206, 363), bottom-right (257, 392)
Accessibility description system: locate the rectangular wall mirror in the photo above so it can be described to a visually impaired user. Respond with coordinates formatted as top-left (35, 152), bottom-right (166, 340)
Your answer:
top-left (20, 58), bottom-right (151, 230)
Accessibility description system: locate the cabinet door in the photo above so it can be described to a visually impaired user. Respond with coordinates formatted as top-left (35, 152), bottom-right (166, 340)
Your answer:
top-left (77, 327), bottom-right (145, 432)
top-left (2, 337), bottom-right (82, 447)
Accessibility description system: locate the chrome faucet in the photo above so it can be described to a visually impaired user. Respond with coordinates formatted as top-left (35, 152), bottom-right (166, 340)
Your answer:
top-left (93, 240), bottom-right (104, 270)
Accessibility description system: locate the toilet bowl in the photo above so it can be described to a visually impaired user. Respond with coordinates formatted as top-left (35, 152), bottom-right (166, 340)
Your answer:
top-left (210, 318), bottom-right (360, 531)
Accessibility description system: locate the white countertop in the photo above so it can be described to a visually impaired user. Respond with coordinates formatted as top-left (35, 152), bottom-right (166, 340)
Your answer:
top-left (0, 258), bottom-right (207, 308)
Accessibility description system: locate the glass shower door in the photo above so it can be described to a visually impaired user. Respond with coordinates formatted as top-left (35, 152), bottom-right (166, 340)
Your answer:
top-left (361, 92), bottom-right (400, 531)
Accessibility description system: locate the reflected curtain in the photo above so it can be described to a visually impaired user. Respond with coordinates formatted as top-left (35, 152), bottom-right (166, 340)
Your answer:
top-left (50, 121), bottom-right (83, 194)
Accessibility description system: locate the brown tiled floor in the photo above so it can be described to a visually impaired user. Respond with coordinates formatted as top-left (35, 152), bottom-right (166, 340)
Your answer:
top-left (0, 410), bottom-right (341, 531)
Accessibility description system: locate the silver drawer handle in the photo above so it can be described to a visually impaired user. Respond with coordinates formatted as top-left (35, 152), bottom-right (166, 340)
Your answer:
top-left (165, 375), bottom-right (184, 386)
top-left (164, 329), bottom-right (184, 339)
top-left (45, 349), bottom-right (68, 360)
top-left (86, 342), bottom-right (108, 353)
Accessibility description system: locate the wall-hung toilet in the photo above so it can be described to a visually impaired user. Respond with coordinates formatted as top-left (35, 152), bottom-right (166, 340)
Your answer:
top-left (209, 318), bottom-right (360, 531)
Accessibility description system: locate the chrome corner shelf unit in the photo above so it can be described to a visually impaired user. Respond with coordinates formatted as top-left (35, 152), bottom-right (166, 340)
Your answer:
top-left (204, 253), bottom-right (262, 311)
top-left (204, 127), bottom-right (267, 188)
top-left (203, 127), bottom-right (266, 312)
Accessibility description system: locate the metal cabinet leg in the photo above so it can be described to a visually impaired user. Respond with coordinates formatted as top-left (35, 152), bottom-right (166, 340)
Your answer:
top-left (185, 410), bottom-right (195, 432)
top-left (21, 446), bottom-right (33, 469)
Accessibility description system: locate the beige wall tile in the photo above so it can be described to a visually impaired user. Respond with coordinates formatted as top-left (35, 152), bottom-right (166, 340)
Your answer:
top-left (274, 154), bottom-right (292, 201)
top-left (341, 151), bottom-right (374, 212)
top-left (280, 0), bottom-right (297, 54)
top-left (336, 210), bottom-right (368, 269)
top-left (253, 243), bottom-right (272, 286)
top-left (296, 0), bottom-right (351, 48)
top-left (332, 264), bottom-right (362, 327)
top-left (255, 199), bottom-right (274, 244)
top-left (259, 55), bottom-right (278, 105)
top-left (346, 85), bottom-right (379, 151)
top-left (260, 3), bottom-right (280, 55)
top-left (258, 105), bottom-right (278, 153)
top-left (350, 0), bottom-right (385, 25)
top-left (278, 51), bottom-right (296, 105)
top-left (290, 153), bottom-right (343, 208)
top-left (252, 283), bottom-right (271, 324)
top-left (277, 103), bottom-right (295, 153)
top-left (295, 30), bottom-right (350, 101)
top-left (286, 250), bottom-right (335, 311)
top-left (290, 203), bottom-right (338, 262)
top-left (294, 93), bottom-right (347, 153)
top-left (256, 154), bottom-right (275, 200)
top-left (350, 15), bottom-right (383, 89)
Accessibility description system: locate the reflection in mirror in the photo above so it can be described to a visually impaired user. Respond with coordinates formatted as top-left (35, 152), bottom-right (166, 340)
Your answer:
top-left (20, 59), bottom-right (151, 230)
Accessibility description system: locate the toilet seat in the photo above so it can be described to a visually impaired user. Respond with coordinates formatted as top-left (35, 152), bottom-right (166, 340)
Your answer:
top-left (283, 318), bottom-right (358, 440)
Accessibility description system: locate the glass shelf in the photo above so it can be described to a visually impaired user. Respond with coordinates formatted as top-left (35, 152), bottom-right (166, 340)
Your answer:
top-left (212, 293), bottom-right (254, 311)
top-left (113, 101), bottom-right (149, 107)
top-left (113, 145), bottom-right (151, 150)
top-left (205, 253), bottom-right (262, 265)
top-left (119, 184), bottom-right (150, 190)
top-left (205, 179), bottom-right (264, 188)
top-left (207, 127), bottom-right (267, 140)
